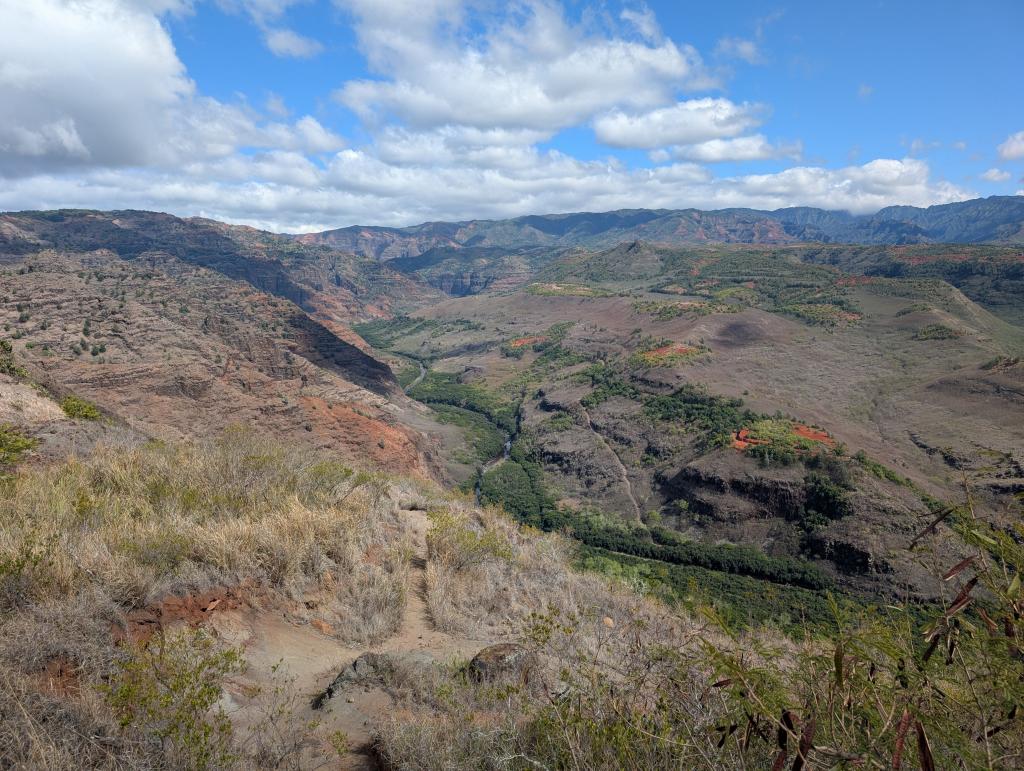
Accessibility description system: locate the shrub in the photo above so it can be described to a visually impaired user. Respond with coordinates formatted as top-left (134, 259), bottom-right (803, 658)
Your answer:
top-left (408, 371), bottom-right (517, 432)
top-left (427, 509), bottom-right (513, 571)
top-left (103, 628), bottom-right (242, 770)
top-left (0, 425), bottom-right (37, 465)
top-left (914, 323), bottom-right (961, 340)
top-left (0, 339), bottom-right (28, 378)
top-left (60, 395), bottom-right (102, 421)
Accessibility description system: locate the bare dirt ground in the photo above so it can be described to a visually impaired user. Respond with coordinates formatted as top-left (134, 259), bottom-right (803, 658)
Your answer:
top-left (215, 508), bottom-right (492, 770)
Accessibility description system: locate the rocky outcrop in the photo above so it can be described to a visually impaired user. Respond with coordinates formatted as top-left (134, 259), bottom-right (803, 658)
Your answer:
top-left (311, 651), bottom-right (437, 710)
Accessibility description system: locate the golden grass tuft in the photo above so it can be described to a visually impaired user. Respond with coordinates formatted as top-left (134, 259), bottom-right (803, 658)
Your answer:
top-left (0, 429), bottom-right (404, 610)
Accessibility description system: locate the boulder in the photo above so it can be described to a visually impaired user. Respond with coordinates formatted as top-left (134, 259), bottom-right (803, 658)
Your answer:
top-left (467, 643), bottom-right (535, 684)
top-left (311, 652), bottom-right (391, 710)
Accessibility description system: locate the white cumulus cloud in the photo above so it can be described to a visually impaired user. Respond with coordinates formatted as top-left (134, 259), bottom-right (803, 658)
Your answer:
top-left (981, 168), bottom-right (1011, 182)
top-left (264, 28), bottom-right (324, 58)
top-left (998, 130), bottom-right (1024, 160)
top-left (0, 0), bottom-right (977, 231)
top-left (333, 0), bottom-right (711, 133)
top-left (667, 135), bottom-right (801, 163)
top-left (594, 98), bottom-right (764, 149)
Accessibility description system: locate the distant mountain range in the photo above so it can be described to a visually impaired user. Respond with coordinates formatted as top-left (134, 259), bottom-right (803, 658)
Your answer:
top-left (296, 195), bottom-right (1024, 259)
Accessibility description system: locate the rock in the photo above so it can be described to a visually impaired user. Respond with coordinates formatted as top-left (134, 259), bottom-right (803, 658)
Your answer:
top-left (311, 651), bottom-right (438, 710)
top-left (311, 652), bottom-right (391, 710)
top-left (468, 643), bottom-right (535, 684)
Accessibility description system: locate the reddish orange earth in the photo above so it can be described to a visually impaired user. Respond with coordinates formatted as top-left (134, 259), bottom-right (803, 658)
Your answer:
top-left (731, 428), bottom-right (769, 450)
top-left (509, 335), bottom-right (548, 349)
top-left (732, 424), bottom-right (835, 451)
top-left (639, 343), bottom-right (698, 363)
top-left (793, 424), bottom-right (835, 445)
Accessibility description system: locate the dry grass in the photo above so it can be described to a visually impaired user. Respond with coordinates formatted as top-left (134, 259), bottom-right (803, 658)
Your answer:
top-left (0, 430), bottom-right (424, 768)
top-left (0, 428), bottom-right (407, 610)
top-left (423, 499), bottom-right (675, 640)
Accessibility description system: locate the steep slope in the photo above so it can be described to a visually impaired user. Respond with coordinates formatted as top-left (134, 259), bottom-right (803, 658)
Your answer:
top-left (0, 246), bottom-right (445, 476)
top-left (0, 209), bottom-right (444, 331)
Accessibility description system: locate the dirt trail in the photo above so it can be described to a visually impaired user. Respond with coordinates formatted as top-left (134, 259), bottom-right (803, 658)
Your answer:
top-left (219, 507), bottom-right (489, 770)
top-left (581, 406), bottom-right (642, 521)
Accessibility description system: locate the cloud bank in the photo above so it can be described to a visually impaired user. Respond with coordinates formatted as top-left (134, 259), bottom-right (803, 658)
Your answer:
top-left (0, 0), bottom-right (975, 231)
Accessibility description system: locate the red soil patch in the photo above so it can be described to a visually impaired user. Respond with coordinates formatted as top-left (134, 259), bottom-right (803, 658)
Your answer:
top-left (509, 335), bottom-right (548, 349)
top-left (639, 343), bottom-right (698, 363)
top-left (113, 585), bottom-right (252, 645)
top-left (648, 343), bottom-right (696, 357)
top-left (793, 424), bottom-right (835, 445)
top-left (732, 424), bottom-right (834, 451)
top-left (731, 428), bottom-right (768, 450)
top-left (33, 657), bottom-right (81, 697)
top-left (299, 396), bottom-right (429, 478)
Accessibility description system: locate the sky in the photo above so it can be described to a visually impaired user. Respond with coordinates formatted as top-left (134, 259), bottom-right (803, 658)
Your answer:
top-left (0, 0), bottom-right (1022, 232)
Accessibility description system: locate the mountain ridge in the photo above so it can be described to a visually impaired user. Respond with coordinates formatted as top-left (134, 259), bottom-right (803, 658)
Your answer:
top-left (296, 195), bottom-right (1024, 258)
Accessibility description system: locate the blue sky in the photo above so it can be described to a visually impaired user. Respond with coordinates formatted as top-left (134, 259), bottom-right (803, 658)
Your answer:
top-left (0, 0), bottom-right (1021, 231)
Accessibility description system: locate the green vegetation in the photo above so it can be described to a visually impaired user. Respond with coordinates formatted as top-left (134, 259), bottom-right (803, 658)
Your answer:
top-left (104, 629), bottom-right (242, 770)
top-left (780, 302), bottom-right (860, 327)
top-left (914, 323), bottom-right (962, 340)
top-left (579, 547), bottom-right (845, 632)
top-left (426, 508), bottom-right (513, 571)
top-left (577, 362), bottom-right (640, 407)
top-left (630, 340), bottom-right (708, 367)
top-left (981, 355), bottom-right (1020, 370)
top-left (430, 404), bottom-right (506, 463)
top-left (479, 434), bottom-right (831, 594)
top-left (743, 418), bottom-right (828, 466)
top-left (0, 339), bottom-right (28, 378)
top-left (352, 315), bottom-right (437, 351)
top-left (632, 299), bottom-right (736, 320)
top-left (544, 511), bottom-right (831, 590)
top-left (408, 371), bottom-right (517, 432)
top-left (800, 471), bottom-right (853, 532)
top-left (478, 436), bottom-right (554, 523)
top-left (0, 425), bottom-right (37, 465)
top-left (895, 302), bottom-right (933, 316)
top-left (643, 383), bottom-right (754, 446)
top-left (60, 395), bottom-right (102, 421)
top-left (395, 362), bottom-right (422, 388)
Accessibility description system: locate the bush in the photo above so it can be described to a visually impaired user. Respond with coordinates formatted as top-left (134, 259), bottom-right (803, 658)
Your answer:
top-left (478, 461), bottom-right (544, 524)
top-left (914, 323), bottom-right (961, 340)
top-left (0, 425), bottom-right (37, 465)
top-left (427, 509), bottom-right (512, 571)
top-left (104, 628), bottom-right (242, 770)
top-left (799, 472), bottom-right (852, 531)
top-left (60, 395), bottom-right (102, 421)
top-left (0, 339), bottom-right (28, 378)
